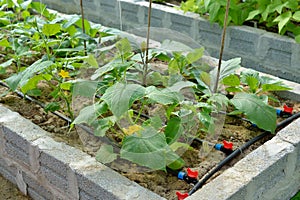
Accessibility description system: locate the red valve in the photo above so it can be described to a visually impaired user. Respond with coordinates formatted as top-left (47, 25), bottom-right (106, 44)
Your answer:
top-left (283, 104), bottom-right (293, 115)
top-left (223, 140), bottom-right (233, 150)
top-left (187, 168), bottom-right (198, 179)
top-left (176, 191), bottom-right (189, 200)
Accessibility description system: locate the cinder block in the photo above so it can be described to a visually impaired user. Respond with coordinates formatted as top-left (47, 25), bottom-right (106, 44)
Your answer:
top-left (23, 173), bottom-right (53, 200)
top-left (227, 26), bottom-right (264, 56)
top-left (72, 156), bottom-right (165, 200)
top-left (258, 33), bottom-right (293, 67)
top-left (0, 158), bottom-right (17, 185)
top-left (40, 165), bottom-right (69, 192)
top-left (169, 12), bottom-right (194, 36)
top-left (5, 142), bottom-right (30, 167)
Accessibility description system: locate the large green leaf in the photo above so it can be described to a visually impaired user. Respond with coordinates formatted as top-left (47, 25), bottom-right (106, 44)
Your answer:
top-left (120, 126), bottom-right (182, 170)
top-left (231, 93), bottom-right (276, 133)
top-left (210, 58), bottom-right (241, 90)
top-left (42, 23), bottom-right (61, 36)
top-left (101, 83), bottom-right (145, 118)
top-left (273, 11), bottom-right (292, 34)
top-left (96, 144), bottom-right (117, 164)
top-left (165, 117), bottom-right (183, 144)
top-left (72, 80), bottom-right (98, 98)
top-left (167, 81), bottom-right (196, 92)
top-left (72, 102), bottom-right (108, 125)
top-left (186, 48), bottom-right (205, 64)
top-left (5, 59), bottom-right (53, 91)
top-left (146, 86), bottom-right (183, 105)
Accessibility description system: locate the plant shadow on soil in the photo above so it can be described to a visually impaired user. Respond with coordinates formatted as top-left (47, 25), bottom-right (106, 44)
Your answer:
top-left (1, 86), bottom-right (299, 200)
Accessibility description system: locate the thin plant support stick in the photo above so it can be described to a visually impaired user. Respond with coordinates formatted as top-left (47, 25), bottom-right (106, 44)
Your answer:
top-left (80, 0), bottom-right (87, 56)
top-left (213, 0), bottom-right (231, 93)
top-left (143, 0), bottom-right (153, 86)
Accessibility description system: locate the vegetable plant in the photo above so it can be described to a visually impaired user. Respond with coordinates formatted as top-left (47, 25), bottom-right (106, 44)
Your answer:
top-left (0, 0), bottom-right (293, 172)
top-left (180, 0), bottom-right (300, 43)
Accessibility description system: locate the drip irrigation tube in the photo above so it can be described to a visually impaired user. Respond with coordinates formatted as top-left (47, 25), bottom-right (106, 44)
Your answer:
top-left (188, 111), bottom-right (300, 196)
top-left (0, 81), bottom-right (117, 148)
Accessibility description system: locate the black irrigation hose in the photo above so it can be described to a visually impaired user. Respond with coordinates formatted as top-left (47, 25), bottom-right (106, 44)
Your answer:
top-left (0, 81), bottom-right (117, 147)
top-left (188, 111), bottom-right (300, 196)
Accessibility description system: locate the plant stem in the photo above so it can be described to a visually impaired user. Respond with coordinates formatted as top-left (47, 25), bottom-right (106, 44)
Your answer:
top-left (80, 0), bottom-right (87, 56)
top-left (213, 0), bottom-right (230, 93)
top-left (142, 0), bottom-right (152, 86)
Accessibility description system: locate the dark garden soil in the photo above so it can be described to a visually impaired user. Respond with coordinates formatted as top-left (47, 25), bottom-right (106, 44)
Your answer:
top-left (0, 85), bottom-right (299, 200)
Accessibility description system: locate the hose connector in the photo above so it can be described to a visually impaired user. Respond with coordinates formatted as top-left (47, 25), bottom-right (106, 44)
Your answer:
top-left (177, 168), bottom-right (198, 184)
top-left (214, 140), bottom-right (233, 155)
top-left (176, 191), bottom-right (189, 200)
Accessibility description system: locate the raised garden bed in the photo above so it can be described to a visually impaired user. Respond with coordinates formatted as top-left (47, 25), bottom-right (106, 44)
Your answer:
top-left (0, 89), bottom-right (299, 199)
top-left (1, 1), bottom-right (300, 199)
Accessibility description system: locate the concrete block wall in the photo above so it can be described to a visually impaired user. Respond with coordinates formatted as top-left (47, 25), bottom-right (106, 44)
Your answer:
top-left (0, 105), bottom-right (164, 200)
top-left (187, 118), bottom-right (300, 200)
top-left (34, 0), bottom-right (300, 83)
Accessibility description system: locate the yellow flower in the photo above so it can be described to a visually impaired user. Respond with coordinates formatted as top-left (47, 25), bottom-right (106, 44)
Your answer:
top-left (58, 69), bottom-right (70, 78)
top-left (122, 125), bottom-right (142, 135)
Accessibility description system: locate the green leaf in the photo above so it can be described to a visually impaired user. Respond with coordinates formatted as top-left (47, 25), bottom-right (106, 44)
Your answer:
top-left (5, 59), bottom-right (53, 91)
top-left (262, 82), bottom-right (291, 92)
top-left (30, 2), bottom-right (52, 19)
top-left (93, 117), bottom-right (115, 137)
top-left (210, 58), bottom-right (241, 88)
top-left (231, 93), bottom-right (276, 133)
top-left (102, 83), bottom-right (145, 118)
top-left (165, 117), bottom-right (183, 144)
top-left (273, 11), bottom-right (292, 34)
top-left (293, 11), bottom-right (300, 21)
top-left (85, 54), bottom-right (98, 67)
top-left (0, 58), bottom-right (14, 68)
top-left (21, 74), bottom-right (52, 94)
top-left (60, 82), bottom-right (72, 90)
top-left (96, 144), bottom-right (117, 164)
top-left (245, 76), bottom-right (259, 93)
top-left (167, 81), bottom-right (196, 92)
top-left (62, 15), bottom-right (80, 29)
top-left (222, 74), bottom-right (240, 87)
top-left (0, 38), bottom-right (10, 47)
top-left (72, 80), bottom-right (98, 98)
top-left (73, 102), bottom-right (108, 125)
top-left (295, 34), bottom-right (300, 43)
top-left (120, 126), bottom-right (181, 170)
top-left (167, 157), bottom-right (185, 170)
top-left (44, 102), bottom-right (60, 113)
top-left (42, 23), bottom-right (61, 36)
top-left (146, 86), bottom-right (183, 105)
top-left (186, 48), bottom-right (204, 64)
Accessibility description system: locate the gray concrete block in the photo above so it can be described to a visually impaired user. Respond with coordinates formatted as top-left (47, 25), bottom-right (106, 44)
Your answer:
top-left (5, 142), bottom-right (30, 167)
top-left (258, 33), bottom-right (294, 67)
top-left (169, 12), bottom-right (194, 36)
top-left (4, 127), bottom-right (30, 153)
top-left (40, 165), bottom-right (69, 192)
top-left (0, 159), bottom-right (17, 185)
top-left (227, 26), bottom-right (264, 56)
top-left (23, 173), bottom-right (53, 200)
top-left (71, 156), bottom-right (165, 200)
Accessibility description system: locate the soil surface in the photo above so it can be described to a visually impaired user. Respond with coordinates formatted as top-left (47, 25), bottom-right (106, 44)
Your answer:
top-left (0, 174), bottom-right (31, 200)
top-left (0, 85), bottom-right (299, 200)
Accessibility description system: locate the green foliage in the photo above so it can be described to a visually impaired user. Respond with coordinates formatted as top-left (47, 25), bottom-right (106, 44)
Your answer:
top-left (180, 0), bottom-right (300, 43)
top-left (0, 0), bottom-right (294, 172)
top-left (230, 93), bottom-right (277, 133)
